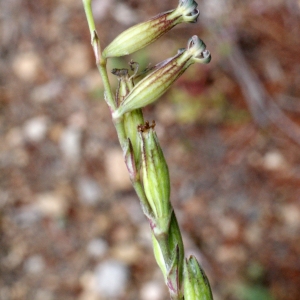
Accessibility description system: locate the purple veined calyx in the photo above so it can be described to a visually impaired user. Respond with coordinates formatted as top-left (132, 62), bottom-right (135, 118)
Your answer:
top-left (102, 0), bottom-right (201, 58)
top-left (112, 35), bottom-right (211, 119)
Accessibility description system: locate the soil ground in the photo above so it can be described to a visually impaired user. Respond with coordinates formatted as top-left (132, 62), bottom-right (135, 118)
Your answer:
top-left (1, 1), bottom-right (300, 299)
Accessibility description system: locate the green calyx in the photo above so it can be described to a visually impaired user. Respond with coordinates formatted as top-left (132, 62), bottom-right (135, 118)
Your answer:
top-left (183, 256), bottom-right (214, 300)
top-left (112, 67), bottom-right (144, 170)
top-left (139, 121), bottom-right (171, 220)
top-left (102, 0), bottom-right (200, 58)
top-left (112, 36), bottom-right (211, 119)
top-left (152, 212), bottom-right (185, 299)
top-left (187, 35), bottom-right (211, 64)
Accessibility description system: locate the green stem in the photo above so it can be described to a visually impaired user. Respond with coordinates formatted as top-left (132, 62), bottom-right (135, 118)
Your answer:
top-left (82, 0), bottom-right (96, 37)
top-left (98, 60), bottom-right (117, 111)
top-left (82, 0), bottom-right (116, 111)
top-left (82, 0), bottom-right (152, 216)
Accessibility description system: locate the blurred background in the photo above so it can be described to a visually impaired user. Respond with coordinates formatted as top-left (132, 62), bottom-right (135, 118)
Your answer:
top-left (1, 0), bottom-right (300, 299)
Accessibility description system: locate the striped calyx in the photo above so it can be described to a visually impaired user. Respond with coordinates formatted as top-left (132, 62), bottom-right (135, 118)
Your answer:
top-left (102, 0), bottom-right (200, 58)
top-left (113, 36), bottom-right (211, 119)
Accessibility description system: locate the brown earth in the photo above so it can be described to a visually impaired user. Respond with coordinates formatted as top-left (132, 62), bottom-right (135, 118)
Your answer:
top-left (1, 1), bottom-right (300, 299)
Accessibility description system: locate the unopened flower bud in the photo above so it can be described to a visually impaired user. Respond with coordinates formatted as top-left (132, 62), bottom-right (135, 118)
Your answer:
top-left (112, 68), bottom-right (132, 106)
top-left (183, 256), bottom-right (213, 300)
top-left (139, 121), bottom-right (171, 220)
top-left (102, 0), bottom-right (200, 58)
top-left (152, 212), bottom-right (185, 298)
top-left (124, 109), bottom-right (144, 169)
top-left (112, 67), bottom-right (144, 169)
top-left (113, 36), bottom-right (211, 119)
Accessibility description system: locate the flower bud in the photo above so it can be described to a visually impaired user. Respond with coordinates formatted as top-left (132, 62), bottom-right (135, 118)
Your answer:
top-left (113, 36), bottom-right (211, 119)
top-left (112, 68), bottom-right (132, 106)
top-left (139, 121), bottom-right (171, 220)
top-left (124, 109), bottom-right (144, 169)
top-left (112, 68), bottom-right (144, 169)
top-left (124, 138), bottom-right (137, 181)
top-left (102, 0), bottom-right (200, 58)
top-left (152, 213), bottom-right (185, 299)
top-left (183, 256), bottom-right (213, 300)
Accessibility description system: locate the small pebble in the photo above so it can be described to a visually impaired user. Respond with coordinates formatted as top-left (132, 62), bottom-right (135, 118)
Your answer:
top-left (93, 260), bottom-right (128, 298)
top-left (202, 0), bottom-right (231, 19)
top-left (30, 80), bottom-right (63, 103)
top-left (111, 243), bottom-right (141, 264)
top-left (23, 116), bottom-right (49, 143)
top-left (263, 151), bottom-right (286, 170)
top-left (24, 255), bottom-right (45, 274)
top-left (59, 126), bottom-right (82, 165)
top-left (35, 192), bottom-right (67, 218)
top-left (281, 204), bottom-right (300, 228)
top-left (218, 217), bottom-right (239, 239)
top-left (87, 239), bottom-right (108, 258)
top-left (77, 177), bottom-right (102, 206)
top-left (216, 245), bottom-right (247, 263)
top-left (34, 290), bottom-right (54, 300)
top-left (6, 127), bottom-right (24, 147)
top-left (12, 51), bottom-right (41, 82)
top-left (61, 44), bottom-right (90, 77)
top-left (92, 0), bottom-right (111, 21)
top-left (105, 148), bottom-right (131, 191)
top-left (140, 281), bottom-right (165, 300)
top-left (13, 205), bottom-right (41, 227)
top-left (113, 3), bottom-right (138, 25)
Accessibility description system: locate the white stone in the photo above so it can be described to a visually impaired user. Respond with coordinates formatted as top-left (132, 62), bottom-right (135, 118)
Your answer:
top-left (93, 260), bottom-right (128, 298)
top-left (218, 217), bottom-right (239, 238)
top-left (61, 44), bottom-right (90, 77)
top-left (123, 198), bottom-right (145, 225)
top-left (281, 204), bottom-right (300, 228)
top-left (140, 281), bottom-right (165, 300)
top-left (113, 3), bottom-right (138, 25)
top-left (30, 80), bottom-right (63, 103)
top-left (92, 0), bottom-right (111, 21)
top-left (13, 205), bottom-right (41, 227)
top-left (59, 126), bottom-right (81, 164)
top-left (105, 148), bottom-right (131, 190)
top-left (24, 255), bottom-right (45, 274)
top-left (12, 51), bottom-right (41, 82)
top-left (23, 116), bottom-right (49, 142)
top-left (6, 127), bottom-right (24, 147)
top-left (77, 177), bottom-right (102, 206)
top-left (202, 0), bottom-right (232, 19)
top-left (87, 239), bottom-right (108, 258)
top-left (263, 151), bottom-right (286, 170)
top-left (35, 192), bottom-right (67, 218)
top-left (34, 290), bottom-right (54, 300)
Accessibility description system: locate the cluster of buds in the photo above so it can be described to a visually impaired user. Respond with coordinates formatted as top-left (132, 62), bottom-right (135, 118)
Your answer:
top-left (84, 0), bottom-right (213, 299)
top-left (113, 36), bottom-right (210, 119)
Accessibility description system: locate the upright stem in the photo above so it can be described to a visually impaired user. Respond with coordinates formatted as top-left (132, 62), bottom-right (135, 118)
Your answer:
top-left (82, 0), bottom-right (116, 111)
top-left (82, 0), bottom-right (96, 37)
top-left (82, 1), bottom-right (153, 212)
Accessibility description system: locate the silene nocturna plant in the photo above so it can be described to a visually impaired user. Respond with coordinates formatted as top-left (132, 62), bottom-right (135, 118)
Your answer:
top-left (82, 0), bottom-right (213, 299)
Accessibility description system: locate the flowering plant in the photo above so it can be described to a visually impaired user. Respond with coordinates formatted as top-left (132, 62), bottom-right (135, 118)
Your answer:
top-left (82, 1), bottom-right (213, 298)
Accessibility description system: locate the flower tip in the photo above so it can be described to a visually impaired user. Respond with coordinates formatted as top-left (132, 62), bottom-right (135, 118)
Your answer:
top-left (201, 49), bottom-right (211, 63)
top-left (188, 35), bottom-right (206, 52)
top-left (178, 0), bottom-right (199, 23)
top-left (194, 49), bottom-right (211, 64)
top-left (187, 36), bottom-right (212, 64)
